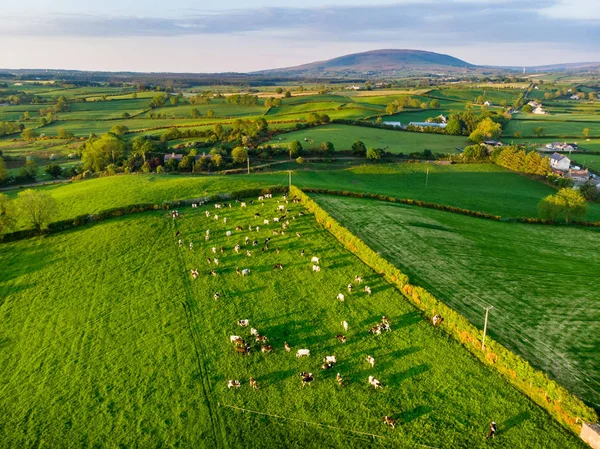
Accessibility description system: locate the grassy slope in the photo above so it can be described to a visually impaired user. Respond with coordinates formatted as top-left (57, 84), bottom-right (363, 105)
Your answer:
top-left (0, 202), bottom-right (587, 448)
top-left (267, 124), bottom-right (467, 154)
top-left (310, 194), bottom-right (600, 407)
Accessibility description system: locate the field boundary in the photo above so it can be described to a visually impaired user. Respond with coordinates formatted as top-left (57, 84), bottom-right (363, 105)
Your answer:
top-left (290, 185), bottom-right (598, 435)
top-left (300, 188), bottom-right (600, 227)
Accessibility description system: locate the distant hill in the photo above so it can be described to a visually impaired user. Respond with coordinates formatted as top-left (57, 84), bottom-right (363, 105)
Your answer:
top-left (254, 49), bottom-right (478, 77)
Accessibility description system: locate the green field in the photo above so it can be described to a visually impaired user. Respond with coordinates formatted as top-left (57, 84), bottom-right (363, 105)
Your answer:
top-left (505, 119), bottom-right (600, 138)
top-left (0, 197), bottom-right (587, 448)
top-left (267, 124), bottom-right (467, 154)
top-left (311, 194), bottom-right (600, 408)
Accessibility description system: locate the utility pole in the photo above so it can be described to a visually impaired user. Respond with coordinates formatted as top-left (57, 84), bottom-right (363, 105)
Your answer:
top-left (288, 170), bottom-right (292, 188)
top-left (481, 306), bottom-right (493, 351)
top-left (425, 168), bottom-right (429, 187)
top-left (247, 156), bottom-right (250, 175)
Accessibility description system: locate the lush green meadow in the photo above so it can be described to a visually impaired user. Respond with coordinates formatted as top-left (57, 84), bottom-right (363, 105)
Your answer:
top-left (504, 119), bottom-right (600, 138)
top-left (311, 194), bottom-right (600, 408)
top-left (0, 198), bottom-right (587, 448)
top-left (266, 124), bottom-right (467, 154)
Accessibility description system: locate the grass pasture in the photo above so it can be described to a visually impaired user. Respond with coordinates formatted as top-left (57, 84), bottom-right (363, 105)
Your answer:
top-left (0, 197), bottom-right (587, 448)
top-left (311, 194), bottom-right (600, 408)
top-left (267, 124), bottom-right (467, 154)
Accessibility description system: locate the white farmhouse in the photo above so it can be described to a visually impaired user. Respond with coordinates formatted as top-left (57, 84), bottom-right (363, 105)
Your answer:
top-left (549, 152), bottom-right (570, 171)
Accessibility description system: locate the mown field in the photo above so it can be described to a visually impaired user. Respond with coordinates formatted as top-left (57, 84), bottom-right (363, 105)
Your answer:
top-left (504, 119), bottom-right (600, 138)
top-left (266, 124), bottom-right (467, 154)
top-left (311, 194), bottom-right (600, 408)
top-left (0, 197), bottom-right (587, 448)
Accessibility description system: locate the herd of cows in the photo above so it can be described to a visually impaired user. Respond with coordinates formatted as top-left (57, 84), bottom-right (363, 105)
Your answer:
top-left (172, 192), bottom-right (437, 432)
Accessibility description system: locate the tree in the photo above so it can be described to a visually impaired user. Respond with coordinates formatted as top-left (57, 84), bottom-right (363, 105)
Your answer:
top-left (21, 128), bottom-right (39, 140)
top-left (429, 99), bottom-right (440, 109)
top-left (533, 126), bottom-right (545, 137)
top-left (284, 91), bottom-right (291, 98)
top-left (522, 104), bottom-right (533, 113)
top-left (275, 87), bottom-right (283, 94)
top-left (0, 193), bottom-right (15, 234)
top-left (385, 103), bottom-right (397, 115)
top-left (141, 161), bottom-right (151, 173)
top-left (289, 140), bottom-right (303, 158)
top-left (468, 117), bottom-right (502, 143)
top-left (580, 182), bottom-right (599, 202)
top-left (44, 163), bottom-right (63, 179)
top-left (476, 95), bottom-right (485, 104)
top-left (15, 189), bottom-right (58, 233)
top-left (22, 111), bottom-right (30, 121)
top-left (445, 118), bottom-right (462, 135)
top-left (0, 156), bottom-right (6, 182)
top-left (20, 159), bottom-right (38, 180)
top-left (57, 127), bottom-right (74, 139)
top-left (122, 112), bottom-right (131, 119)
top-left (169, 96), bottom-right (179, 106)
top-left (351, 140), bottom-right (367, 157)
top-left (82, 134), bottom-right (125, 172)
top-left (320, 141), bottom-right (335, 155)
top-left (583, 128), bottom-right (591, 138)
top-left (110, 125), bottom-right (129, 136)
top-left (513, 131), bottom-right (522, 138)
top-left (231, 146), bottom-right (248, 164)
top-left (191, 108), bottom-right (201, 118)
top-left (206, 109), bottom-right (214, 118)
top-left (156, 165), bottom-right (164, 174)
top-left (212, 154), bottom-right (223, 168)
top-left (538, 188), bottom-right (587, 223)
top-left (306, 112), bottom-right (321, 125)
top-left (366, 147), bottom-right (384, 160)
top-left (462, 145), bottom-right (488, 161)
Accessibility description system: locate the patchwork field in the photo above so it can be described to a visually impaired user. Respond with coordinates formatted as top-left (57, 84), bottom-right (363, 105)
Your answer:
top-left (0, 196), bottom-right (587, 448)
top-left (311, 194), bottom-right (600, 408)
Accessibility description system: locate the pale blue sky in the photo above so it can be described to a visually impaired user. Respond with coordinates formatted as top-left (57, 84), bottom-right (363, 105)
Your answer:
top-left (2, 0), bottom-right (599, 72)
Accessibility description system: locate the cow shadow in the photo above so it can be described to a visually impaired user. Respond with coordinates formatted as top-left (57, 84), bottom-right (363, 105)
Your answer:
top-left (398, 405), bottom-right (433, 424)
top-left (388, 364), bottom-right (430, 386)
top-left (500, 411), bottom-right (531, 435)
top-left (257, 368), bottom-right (296, 384)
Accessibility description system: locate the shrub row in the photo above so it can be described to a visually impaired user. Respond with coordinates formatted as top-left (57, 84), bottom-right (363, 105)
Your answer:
top-left (0, 186), bottom-right (288, 244)
top-left (291, 185), bottom-right (597, 433)
top-left (301, 188), bottom-right (600, 227)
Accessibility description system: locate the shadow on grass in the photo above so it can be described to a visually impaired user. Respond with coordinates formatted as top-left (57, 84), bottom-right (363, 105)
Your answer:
top-left (500, 411), bottom-right (531, 435)
top-left (398, 404), bottom-right (433, 424)
top-left (388, 364), bottom-right (430, 386)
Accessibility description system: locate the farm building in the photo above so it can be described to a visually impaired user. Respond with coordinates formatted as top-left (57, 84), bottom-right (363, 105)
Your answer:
top-left (164, 153), bottom-right (183, 163)
top-left (550, 152), bottom-right (571, 171)
top-left (483, 140), bottom-right (503, 147)
top-left (528, 100), bottom-right (541, 108)
top-left (533, 106), bottom-right (547, 115)
top-left (565, 169), bottom-right (590, 185)
top-left (409, 122), bottom-right (447, 129)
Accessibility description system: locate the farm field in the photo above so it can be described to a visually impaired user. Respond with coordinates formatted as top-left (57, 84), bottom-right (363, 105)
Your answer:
top-left (427, 88), bottom-right (521, 105)
top-left (0, 198), bottom-right (587, 448)
top-left (504, 119), bottom-right (600, 138)
top-left (311, 194), bottom-right (600, 408)
top-left (266, 124), bottom-right (467, 154)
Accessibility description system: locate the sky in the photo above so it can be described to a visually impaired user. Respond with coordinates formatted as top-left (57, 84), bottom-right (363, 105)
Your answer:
top-left (1, 0), bottom-right (599, 72)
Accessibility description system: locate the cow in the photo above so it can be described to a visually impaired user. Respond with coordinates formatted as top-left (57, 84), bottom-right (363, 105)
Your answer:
top-left (237, 319), bottom-right (249, 327)
top-left (296, 349), bottom-right (310, 358)
top-left (299, 211), bottom-right (305, 216)
top-left (321, 363), bottom-right (334, 370)
top-left (254, 213), bottom-right (261, 219)
top-left (235, 345), bottom-right (251, 355)
top-left (220, 246), bottom-right (225, 254)
top-left (380, 323), bottom-right (392, 333)
top-left (227, 380), bottom-right (241, 389)
top-left (226, 231), bottom-right (232, 237)
top-left (369, 325), bottom-right (382, 335)
top-left (341, 321), bottom-right (349, 332)
top-left (205, 211), bottom-right (211, 217)
top-left (273, 263), bottom-right (284, 270)
top-left (206, 229), bottom-right (210, 236)
top-left (311, 257), bottom-right (319, 264)
top-left (300, 372), bottom-right (314, 387)
top-left (364, 286), bottom-right (372, 295)
top-left (189, 242), bottom-right (193, 250)
top-left (336, 373), bottom-right (344, 387)
top-left (210, 270), bottom-right (217, 276)
top-left (214, 292), bottom-right (220, 301)
top-left (336, 334), bottom-right (347, 344)
top-left (249, 377), bottom-right (259, 390)
top-left (236, 267), bottom-right (241, 276)
top-left (245, 237), bottom-right (250, 245)
top-left (214, 215), bottom-right (219, 221)
top-left (250, 328), bottom-right (259, 336)
top-left (263, 219), bottom-right (270, 225)
top-left (212, 247), bottom-right (217, 254)
top-left (258, 196), bottom-right (264, 201)
top-left (261, 345), bottom-right (273, 353)
top-left (284, 342), bottom-right (291, 352)
top-left (234, 244), bottom-right (241, 253)
top-left (255, 335), bottom-right (268, 343)
top-left (272, 230), bottom-right (279, 236)
top-left (347, 284), bottom-right (353, 293)
top-left (382, 416), bottom-right (396, 430)
top-left (253, 240), bottom-right (258, 247)
top-left (368, 376), bottom-right (382, 389)
top-left (337, 293), bottom-right (345, 302)
top-left (366, 355), bottom-right (375, 367)
top-left (206, 258), bottom-right (212, 265)
top-left (242, 269), bottom-right (250, 277)
top-left (191, 269), bottom-right (199, 279)
top-left (276, 248), bottom-right (280, 254)
top-left (273, 217), bottom-right (279, 222)
top-left (323, 356), bottom-right (337, 364)
top-left (230, 335), bottom-right (242, 344)
top-left (223, 217), bottom-right (227, 224)
top-left (246, 250), bottom-right (252, 257)
top-left (205, 235), bottom-right (210, 241)
top-left (255, 226), bottom-right (260, 233)
top-left (241, 202), bottom-right (247, 208)
top-left (432, 315), bottom-right (444, 326)
top-left (236, 226), bottom-right (243, 231)
top-left (296, 232), bottom-right (301, 238)
top-left (312, 265), bottom-right (321, 272)
top-left (277, 205), bottom-right (285, 212)
top-left (178, 239), bottom-right (182, 247)
top-left (213, 258), bottom-right (219, 265)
